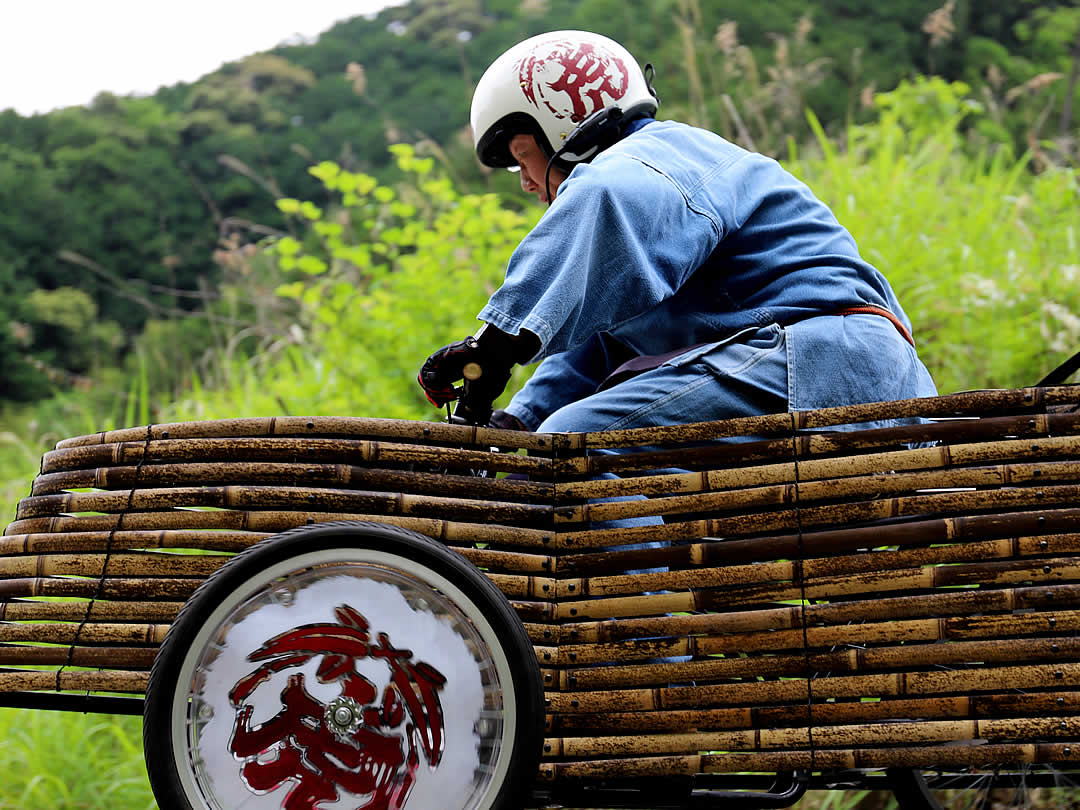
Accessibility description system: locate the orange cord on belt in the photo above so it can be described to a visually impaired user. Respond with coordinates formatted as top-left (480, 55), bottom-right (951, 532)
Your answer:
top-left (834, 305), bottom-right (915, 347)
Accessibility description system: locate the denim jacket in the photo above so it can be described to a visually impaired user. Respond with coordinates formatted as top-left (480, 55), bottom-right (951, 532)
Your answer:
top-left (477, 120), bottom-right (932, 429)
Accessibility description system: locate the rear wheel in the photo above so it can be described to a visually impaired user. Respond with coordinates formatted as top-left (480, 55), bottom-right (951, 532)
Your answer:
top-left (144, 521), bottom-right (543, 810)
top-left (889, 763), bottom-right (1080, 809)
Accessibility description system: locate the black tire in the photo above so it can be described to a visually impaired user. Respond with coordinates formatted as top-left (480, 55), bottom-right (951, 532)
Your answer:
top-left (889, 763), bottom-right (1080, 809)
top-left (144, 521), bottom-right (543, 810)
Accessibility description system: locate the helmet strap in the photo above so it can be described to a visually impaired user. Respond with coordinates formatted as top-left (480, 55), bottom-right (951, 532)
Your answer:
top-left (644, 63), bottom-right (661, 104)
top-left (544, 154), bottom-right (560, 207)
top-left (543, 99), bottom-right (659, 203)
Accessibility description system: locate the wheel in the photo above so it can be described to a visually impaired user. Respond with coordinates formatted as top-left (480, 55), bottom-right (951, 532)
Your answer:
top-left (144, 521), bottom-right (543, 810)
top-left (889, 763), bottom-right (1080, 809)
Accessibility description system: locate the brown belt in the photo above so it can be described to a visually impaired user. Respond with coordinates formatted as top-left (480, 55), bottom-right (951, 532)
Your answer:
top-left (833, 305), bottom-right (915, 347)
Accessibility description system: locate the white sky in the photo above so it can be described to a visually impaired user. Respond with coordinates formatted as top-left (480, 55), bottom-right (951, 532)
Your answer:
top-left (1, 1), bottom-right (400, 115)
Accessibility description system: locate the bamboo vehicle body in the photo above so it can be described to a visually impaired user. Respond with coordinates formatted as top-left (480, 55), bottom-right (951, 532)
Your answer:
top-left (3, 386), bottom-right (1080, 808)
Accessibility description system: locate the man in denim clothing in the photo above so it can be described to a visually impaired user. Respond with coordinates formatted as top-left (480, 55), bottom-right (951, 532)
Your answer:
top-left (418, 30), bottom-right (936, 460)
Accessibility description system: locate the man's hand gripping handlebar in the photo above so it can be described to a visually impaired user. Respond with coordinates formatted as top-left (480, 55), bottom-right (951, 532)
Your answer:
top-left (417, 326), bottom-right (538, 427)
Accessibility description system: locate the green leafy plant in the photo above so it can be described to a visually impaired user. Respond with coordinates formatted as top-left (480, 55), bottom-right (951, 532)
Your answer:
top-left (167, 144), bottom-right (540, 422)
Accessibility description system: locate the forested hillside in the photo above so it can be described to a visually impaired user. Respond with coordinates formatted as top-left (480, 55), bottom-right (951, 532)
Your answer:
top-left (1, 0), bottom-right (1079, 408)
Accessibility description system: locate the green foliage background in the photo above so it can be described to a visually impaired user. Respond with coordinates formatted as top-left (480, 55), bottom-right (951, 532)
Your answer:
top-left (2, 0), bottom-right (1079, 404)
top-left (0, 2), bottom-right (1079, 808)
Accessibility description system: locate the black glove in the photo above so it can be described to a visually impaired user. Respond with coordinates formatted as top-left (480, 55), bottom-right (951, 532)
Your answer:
top-left (418, 329), bottom-right (525, 424)
top-left (417, 336), bottom-right (483, 409)
top-left (488, 409), bottom-right (529, 431)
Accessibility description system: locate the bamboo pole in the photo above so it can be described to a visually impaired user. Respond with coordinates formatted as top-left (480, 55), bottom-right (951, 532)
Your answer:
top-left (51, 390), bottom-right (1078, 457)
top-left (580, 387), bottom-right (1078, 450)
top-left (562, 535), bottom-right (1079, 600)
top-left (565, 538), bottom-right (934, 597)
top-left (41, 437), bottom-right (554, 477)
top-left (0, 530), bottom-right (268, 555)
top-left (556, 487), bottom-right (1080, 551)
top-left (16, 485), bottom-right (553, 527)
top-left (548, 741), bottom-right (1080, 781)
top-left (52, 416), bottom-right (562, 453)
top-left (0, 647), bottom-right (156, 668)
top-left (695, 610), bottom-right (1080, 657)
top-left (543, 717), bottom-right (1080, 759)
top-left (555, 435), bottom-right (1080, 501)
top-left (0, 576), bottom-right (203, 601)
top-left (31, 462), bottom-right (554, 504)
top-left (0, 552), bottom-right (548, 583)
top-left (0, 552), bottom-right (227, 579)
top-left (555, 583), bottom-right (1080, 645)
top-left (483, 574), bottom-right (557, 600)
top-left (453, 548), bottom-right (554, 574)
top-left (0, 600), bottom-right (183, 623)
top-left (559, 637), bottom-right (1080, 690)
top-left (582, 413), bottom-right (1080, 474)
top-left (0, 671), bottom-right (148, 693)
top-left (557, 610), bottom-right (1080, 664)
top-left (559, 459), bottom-right (1080, 524)
top-left (0, 622), bottom-right (170, 645)
top-left (554, 556), bottom-right (1080, 621)
top-left (4, 513), bottom-right (554, 551)
top-left (547, 663), bottom-right (1080, 713)
top-left (560, 510), bottom-right (1080, 575)
top-left (547, 692), bottom-right (1080, 734)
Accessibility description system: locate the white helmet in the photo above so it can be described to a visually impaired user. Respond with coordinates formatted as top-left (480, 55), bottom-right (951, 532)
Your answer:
top-left (471, 30), bottom-right (658, 169)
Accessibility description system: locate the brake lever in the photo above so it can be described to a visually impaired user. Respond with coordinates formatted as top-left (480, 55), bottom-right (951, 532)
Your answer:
top-left (447, 362), bottom-right (499, 475)
top-left (450, 362), bottom-right (494, 427)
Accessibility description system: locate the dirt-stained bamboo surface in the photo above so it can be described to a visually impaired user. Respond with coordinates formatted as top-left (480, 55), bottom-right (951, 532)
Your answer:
top-left (4, 387), bottom-right (1080, 787)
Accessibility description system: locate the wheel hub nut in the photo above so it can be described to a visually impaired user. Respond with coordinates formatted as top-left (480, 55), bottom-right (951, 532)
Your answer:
top-left (324, 696), bottom-right (363, 739)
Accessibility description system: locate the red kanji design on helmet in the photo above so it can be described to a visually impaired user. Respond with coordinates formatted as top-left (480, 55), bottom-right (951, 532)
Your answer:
top-left (226, 604), bottom-right (447, 810)
top-left (517, 39), bottom-right (630, 124)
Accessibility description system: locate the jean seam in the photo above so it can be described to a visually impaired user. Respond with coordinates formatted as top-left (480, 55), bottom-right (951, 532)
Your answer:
top-left (702, 328), bottom-right (786, 381)
top-left (603, 372), bottom-right (715, 431)
top-left (786, 323), bottom-right (797, 408)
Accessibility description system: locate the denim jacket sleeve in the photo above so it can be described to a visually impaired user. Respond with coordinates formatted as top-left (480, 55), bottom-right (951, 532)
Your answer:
top-left (476, 155), bottom-right (718, 361)
top-left (496, 336), bottom-right (600, 427)
top-left (503, 332), bottom-right (630, 429)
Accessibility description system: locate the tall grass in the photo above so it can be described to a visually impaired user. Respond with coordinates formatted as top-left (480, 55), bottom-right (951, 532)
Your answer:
top-left (789, 97), bottom-right (1079, 393)
top-left (0, 710), bottom-right (153, 809)
top-left (1, 395), bottom-right (124, 524)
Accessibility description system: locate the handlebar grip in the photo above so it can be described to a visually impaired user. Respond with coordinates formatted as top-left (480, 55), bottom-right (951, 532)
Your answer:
top-left (463, 362), bottom-right (483, 381)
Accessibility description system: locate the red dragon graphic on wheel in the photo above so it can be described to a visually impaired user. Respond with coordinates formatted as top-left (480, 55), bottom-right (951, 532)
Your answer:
top-left (516, 38), bottom-right (630, 124)
top-left (226, 604), bottom-right (447, 810)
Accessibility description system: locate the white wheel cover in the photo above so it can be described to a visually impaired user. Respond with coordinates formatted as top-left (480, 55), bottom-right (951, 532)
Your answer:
top-left (170, 551), bottom-right (517, 810)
